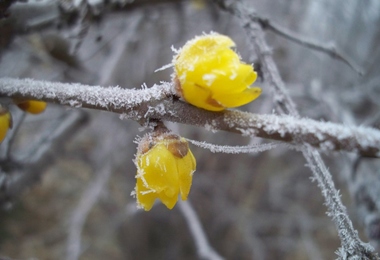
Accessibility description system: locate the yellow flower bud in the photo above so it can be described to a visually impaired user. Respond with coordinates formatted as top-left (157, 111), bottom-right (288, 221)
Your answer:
top-left (173, 33), bottom-right (261, 111)
top-left (15, 100), bottom-right (47, 114)
top-left (133, 132), bottom-right (196, 211)
top-left (0, 106), bottom-right (12, 143)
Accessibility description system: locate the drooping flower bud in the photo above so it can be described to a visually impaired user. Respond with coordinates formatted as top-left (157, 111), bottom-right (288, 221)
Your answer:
top-left (133, 131), bottom-right (196, 211)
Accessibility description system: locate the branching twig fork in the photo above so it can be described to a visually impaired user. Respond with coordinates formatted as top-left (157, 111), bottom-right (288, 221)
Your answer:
top-left (212, 0), bottom-right (378, 258)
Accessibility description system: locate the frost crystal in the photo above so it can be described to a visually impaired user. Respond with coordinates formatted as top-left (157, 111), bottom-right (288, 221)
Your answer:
top-left (204, 122), bottom-right (218, 133)
top-left (155, 63), bottom-right (174, 72)
top-left (187, 138), bottom-right (279, 154)
top-left (154, 103), bottom-right (166, 115)
top-left (0, 78), bottom-right (172, 112)
top-left (224, 111), bottom-right (380, 154)
top-left (202, 73), bottom-right (216, 86)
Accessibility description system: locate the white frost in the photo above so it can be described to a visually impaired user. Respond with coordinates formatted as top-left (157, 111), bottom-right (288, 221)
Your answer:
top-left (202, 74), bottom-right (216, 86)
top-left (0, 78), bottom-right (173, 112)
top-left (187, 138), bottom-right (280, 154)
top-left (154, 63), bottom-right (174, 73)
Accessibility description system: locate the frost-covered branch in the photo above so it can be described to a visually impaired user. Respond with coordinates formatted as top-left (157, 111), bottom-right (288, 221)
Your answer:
top-left (1, 77), bottom-right (380, 158)
top-left (304, 148), bottom-right (375, 259)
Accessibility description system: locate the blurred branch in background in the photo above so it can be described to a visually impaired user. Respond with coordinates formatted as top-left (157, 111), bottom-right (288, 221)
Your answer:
top-left (253, 15), bottom-right (364, 75)
top-left (0, 110), bottom-right (88, 207)
top-left (66, 162), bottom-right (112, 260)
top-left (178, 200), bottom-right (223, 260)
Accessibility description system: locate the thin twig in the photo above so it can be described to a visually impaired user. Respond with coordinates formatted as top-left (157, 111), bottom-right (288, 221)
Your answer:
top-left (66, 163), bottom-right (112, 260)
top-left (98, 13), bottom-right (143, 85)
top-left (187, 139), bottom-right (279, 154)
top-left (69, 4), bottom-right (91, 55)
top-left (256, 16), bottom-right (364, 75)
top-left (178, 200), bottom-right (224, 260)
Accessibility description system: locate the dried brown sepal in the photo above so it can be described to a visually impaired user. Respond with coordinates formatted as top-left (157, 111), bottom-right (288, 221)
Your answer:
top-left (167, 140), bottom-right (189, 158)
top-left (15, 101), bottom-right (30, 111)
top-left (173, 75), bottom-right (184, 99)
top-left (137, 131), bottom-right (187, 158)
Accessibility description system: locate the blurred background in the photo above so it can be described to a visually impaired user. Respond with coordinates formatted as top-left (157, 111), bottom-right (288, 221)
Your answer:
top-left (1, 0), bottom-right (380, 259)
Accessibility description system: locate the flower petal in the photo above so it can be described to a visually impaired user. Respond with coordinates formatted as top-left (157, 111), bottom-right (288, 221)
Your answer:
top-left (139, 143), bottom-right (179, 195)
top-left (181, 80), bottom-right (225, 111)
top-left (136, 178), bottom-right (158, 211)
top-left (214, 87), bottom-right (262, 107)
top-left (158, 191), bottom-right (178, 209)
top-left (177, 148), bottom-right (196, 200)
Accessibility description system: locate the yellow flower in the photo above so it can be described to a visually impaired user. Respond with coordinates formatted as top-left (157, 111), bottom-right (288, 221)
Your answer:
top-left (133, 132), bottom-right (196, 211)
top-left (0, 106), bottom-right (12, 143)
top-left (173, 33), bottom-right (261, 111)
top-left (14, 100), bottom-right (47, 114)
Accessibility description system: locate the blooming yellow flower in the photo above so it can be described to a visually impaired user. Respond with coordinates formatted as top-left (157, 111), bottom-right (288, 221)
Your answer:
top-left (15, 100), bottom-right (47, 114)
top-left (173, 33), bottom-right (261, 111)
top-left (0, 106), bottom-right (12, 143)
top-left (133, 132), bottom-right (196, 211)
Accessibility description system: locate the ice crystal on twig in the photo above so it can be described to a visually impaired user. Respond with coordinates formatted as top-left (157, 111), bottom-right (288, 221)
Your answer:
top-left (187, 139), bottom-right (279, 154)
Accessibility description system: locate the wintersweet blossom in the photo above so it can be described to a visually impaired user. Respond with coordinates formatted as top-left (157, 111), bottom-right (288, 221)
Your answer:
top-left (173, 33), bottom-right (261, 111)
top-left (0, 106), bottom-right (11, 143)
top-left (133, 132), bottom-right (196, 211)
top-left (15, 100), bottom-right (47, 114)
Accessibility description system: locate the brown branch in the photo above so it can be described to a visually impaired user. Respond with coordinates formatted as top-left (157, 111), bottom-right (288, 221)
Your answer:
top-left (0, 77), bottom-right (380, 158)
